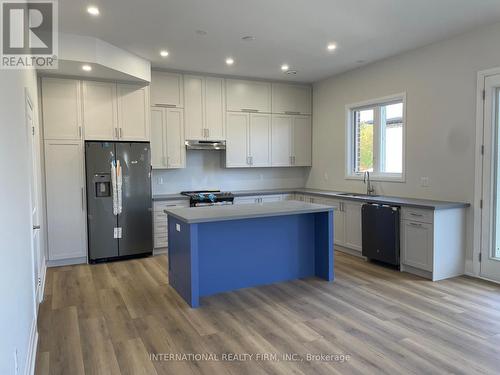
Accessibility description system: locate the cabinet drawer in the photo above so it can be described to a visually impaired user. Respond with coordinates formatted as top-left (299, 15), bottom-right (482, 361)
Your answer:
top-left (402, 207), bottom-right (433, 224)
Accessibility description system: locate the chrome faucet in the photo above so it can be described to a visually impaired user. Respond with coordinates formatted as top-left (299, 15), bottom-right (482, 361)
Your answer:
top-left (363, 171), bottom-right (375, 196)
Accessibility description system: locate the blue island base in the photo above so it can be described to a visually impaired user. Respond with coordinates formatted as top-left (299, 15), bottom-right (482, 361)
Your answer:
top-left (168, 211), bottom-right (333, 308)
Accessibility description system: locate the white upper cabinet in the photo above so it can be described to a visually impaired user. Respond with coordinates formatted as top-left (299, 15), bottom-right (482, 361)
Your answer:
top-left (271, 115), bottom-right (292, 166)
top-left (292, 115), bottom-right (312, 166)
top-left (184, 75), bottom-right (204, 140)
top-left (165, 108), bottom-right (185, 168)
top-left (184, 75), bottom-right (225, 141)
top-left (117, 83), bottom-right (150, 141)
top-left (271, 83), bottom-right (312, 115)
top-left (150, 71), bottom-right (184, 107)
top-left (226, 79), bottom-right (271, 113)
top-left (42, 78), bottom-right (82, 140)
top-left (150, 107), bottom-right (185, 169)
top-left (248, 114), bottom-right (271, 167)
top-left (82, 81), bottom-right (117, 140)
top-left (205, 77), bottom-right (225, 140)
top-left (226, 112), bottom-right (249, 167)
top-left (150, 107), bottom-right (166, 168)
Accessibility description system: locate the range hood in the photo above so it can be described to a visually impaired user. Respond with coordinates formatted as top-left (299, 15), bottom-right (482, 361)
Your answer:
top-left (185, 140), bottom-right (226, 150)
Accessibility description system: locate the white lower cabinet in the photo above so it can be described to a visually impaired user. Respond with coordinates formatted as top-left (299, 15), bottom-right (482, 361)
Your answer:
top-left (150, 107), bottom-right (185, 169)
top-left (344, 201), bottom-right (363, 252)
top-left (153, 200), bottom-right (189, 250)
top-left (402, 220), bottom-right (433, 271)
top-left (44, 140), bottom-right (87, 261)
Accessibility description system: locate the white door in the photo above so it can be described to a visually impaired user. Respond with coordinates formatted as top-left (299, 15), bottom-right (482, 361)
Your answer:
top-left (249, 113), bottom-right (271, 167)
top-left (165, 108), bottom-right (185, 168)
top-left (117, 84), bottom-right (150, 141)
top-left (271, 115), bottom-right (292, 166)
top-left (292, 116), bottom-right (312, 166)
top-left (45, 140), bottom-right (86, 260)
top-left (226, 112), bottom-right (249, 167)
top-left (344, 201), bottom-right (362, 252)
top-left (480, 73), bottom-right (500, 281)
top-left (26, 93), bottom-right (44, 307)
top-left (150, 107), bottom-right (166, 168)
top-left (184, 75), bottom-right (204, 140)
top-left (150, 71), bottom-right (184, 107)
top-left (41, 78), bottom-right (82, 140)
top-left (205, 77), bottom-right (225, 140)
top-left (82, 81), bottom-right (117, 140)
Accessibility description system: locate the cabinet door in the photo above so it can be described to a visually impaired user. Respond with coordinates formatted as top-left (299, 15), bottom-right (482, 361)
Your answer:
top-left (205, 77), bottom-right (225, 140)
top-left (234, 196), bottom-right (260, 204)
top-left (165, 108), bottom-right (185, 168)
top-left (226, 112), bottom-right (249, 167)
top-left (330, 200), bottom-right (346, 246)
top-left (184, 75), bottom-right (204, 140)
top-left (117, 84), bottom-right (150, 141)
top-left (42, 78), bottom-right (82, 140)
top-left (226, 79), bottom-right (271, 113)
top-left (403, 221), bottom-right (433, 271)
top-left (271, 115), bottom-right (292, 166)
top-left (271, 83), bottom-right (312, 115)
top-left (150, 107), bottom-right (166, 168)
top-left (150, 71), bottom-right (184, 107)
top-left (82, 81), bottom-right (117, 140)
top-left (292, 116), bottom-right (312, 166)
top-left (249, 113), bottom-right (271, 167)
top-left (44, 140), bottom-right (86, 260)
top-left (344, 201), bottom-right (363, 252)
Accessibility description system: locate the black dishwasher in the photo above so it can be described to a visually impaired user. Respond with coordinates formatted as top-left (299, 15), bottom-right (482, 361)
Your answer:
top-left (361, 203), bottom-right (400, 266)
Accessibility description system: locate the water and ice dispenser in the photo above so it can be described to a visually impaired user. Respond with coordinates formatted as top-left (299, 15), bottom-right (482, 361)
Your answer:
top-left (93, 174), bottom-right (111, 197)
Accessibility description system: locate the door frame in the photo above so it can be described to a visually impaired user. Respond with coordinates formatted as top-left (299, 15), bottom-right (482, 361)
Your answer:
top-left (473, 67), bottom-right (500, 282)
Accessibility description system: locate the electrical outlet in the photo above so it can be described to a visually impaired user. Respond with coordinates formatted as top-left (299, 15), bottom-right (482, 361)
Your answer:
top-left (176, 223), bottom-right (181, 232)
top-left (420, 177), bottom-right (430, 187)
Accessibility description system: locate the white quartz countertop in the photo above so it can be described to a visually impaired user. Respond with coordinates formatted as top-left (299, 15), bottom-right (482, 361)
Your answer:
top-left (164, 200), bottom-right (333, 224)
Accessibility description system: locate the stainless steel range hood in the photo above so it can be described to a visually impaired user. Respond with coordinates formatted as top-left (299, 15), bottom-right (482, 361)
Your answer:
top-left (185, 140), bottom-right (226, 150)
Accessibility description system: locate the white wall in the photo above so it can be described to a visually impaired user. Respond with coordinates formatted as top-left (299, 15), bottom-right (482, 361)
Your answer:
top-left (0, 69), bottom-right (40, 374)
top-left (152, 151), bottom-right (308, 194)
top-left (309, 21), bottom-right (500, 264)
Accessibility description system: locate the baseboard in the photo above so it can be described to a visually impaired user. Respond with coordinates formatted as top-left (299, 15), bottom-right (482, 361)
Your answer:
top-left (153, 247), bottom-right (167, 256)
top-left (47, 256), bottom-right (87, 267)
top-left (464, 259), bottom-right (476, 277)
top-left (37, 259), bottom-right (47, 305)
top-left (24, 317), bottom-right (38, 375)
top-left (335, 245), bottom-right (365, 259)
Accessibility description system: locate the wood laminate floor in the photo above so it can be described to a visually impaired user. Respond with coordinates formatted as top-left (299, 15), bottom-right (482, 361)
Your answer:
top-left (35, 251), bottom-right (500, 375)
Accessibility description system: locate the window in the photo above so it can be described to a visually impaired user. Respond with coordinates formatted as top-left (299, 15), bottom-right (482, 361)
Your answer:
top-left (346, 94), bottom-right (405, 181)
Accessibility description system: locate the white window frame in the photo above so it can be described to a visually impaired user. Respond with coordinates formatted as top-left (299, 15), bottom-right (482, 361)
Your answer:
top-left (345, 92), bottom-right (406, 182)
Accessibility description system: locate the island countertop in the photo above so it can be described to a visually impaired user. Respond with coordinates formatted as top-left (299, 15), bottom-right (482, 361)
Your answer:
top-left (164, 200), bottom-right (333, 224)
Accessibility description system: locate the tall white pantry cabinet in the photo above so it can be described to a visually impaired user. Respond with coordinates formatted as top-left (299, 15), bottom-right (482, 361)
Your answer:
top-left (41, 77), bottom-right (150, 263)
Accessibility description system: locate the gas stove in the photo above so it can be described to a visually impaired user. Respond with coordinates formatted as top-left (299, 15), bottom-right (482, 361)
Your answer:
top-left (180, 190), bottom-right (235, 207)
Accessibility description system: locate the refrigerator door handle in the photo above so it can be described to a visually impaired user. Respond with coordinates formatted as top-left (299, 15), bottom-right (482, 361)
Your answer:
top-left (81, 187), bottom-right (85, 210)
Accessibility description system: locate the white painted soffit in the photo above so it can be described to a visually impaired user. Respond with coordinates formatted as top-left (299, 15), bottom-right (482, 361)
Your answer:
top-left (38, 33), bottom-right (151, 83)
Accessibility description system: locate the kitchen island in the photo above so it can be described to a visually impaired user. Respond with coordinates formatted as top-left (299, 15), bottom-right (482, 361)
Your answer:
top-left (165, 201), bottom-right (334, 307)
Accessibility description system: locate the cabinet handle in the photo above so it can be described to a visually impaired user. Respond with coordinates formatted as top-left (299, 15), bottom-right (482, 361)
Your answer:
top-left (293, 156), bottom-right (296, 165)
top-left (119, 128), bottom-right (122, 139)
top-left (207, 128), bottom-right (210, 138)
top-left (241, 108), bottom-right (259, 113)
top-left (78, 126), bottom-right (82, 138)
top-left (409, 212), bottom-right (423, 217)
top-left (155, 104), bottom-right (176, 108)
top-left (409, 222), bottom-right (423, 227)
top-left (284, 111), bottom-right (300, 115)
top-left (81, 187), bottom-right (85, 210)
top-left (114, 128), bottom-right (118, 139)
top-left (166, 156), bottom-right (170, 167)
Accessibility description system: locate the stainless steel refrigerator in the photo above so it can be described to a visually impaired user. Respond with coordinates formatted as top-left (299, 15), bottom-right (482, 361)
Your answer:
top-left (85, 142), bottom-right (153, 263)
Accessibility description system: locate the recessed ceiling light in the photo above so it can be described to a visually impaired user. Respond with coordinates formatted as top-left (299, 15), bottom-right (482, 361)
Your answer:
top-left (225, 57), bottom-right (234, 66)
top-left (160, 50), bottom-right (169, 57)
top-left (86, 5), bottom-right (100, 16)
top-left (82, 64), bottom-right (92, 72)
top-left (242, 36), bottom-right (256, 41)
top-left (327, 43), bottom-right (337, 51)
top-left (281, 64), bottom-right (289, 71)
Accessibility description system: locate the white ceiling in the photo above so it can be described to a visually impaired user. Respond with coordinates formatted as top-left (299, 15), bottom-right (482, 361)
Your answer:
top-left (60, 0), bottom-right (500, 83)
